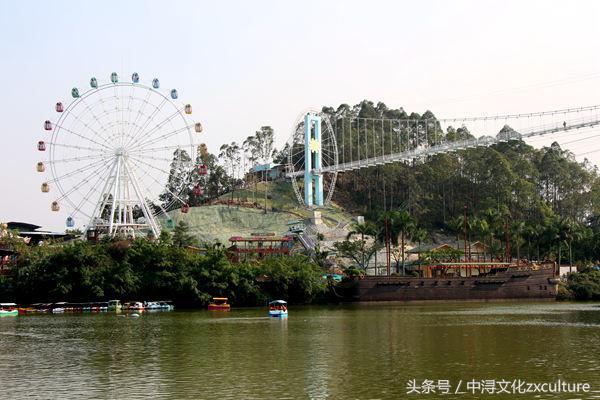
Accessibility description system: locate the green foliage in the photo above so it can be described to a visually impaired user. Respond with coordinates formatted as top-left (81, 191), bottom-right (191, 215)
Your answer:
top-left (172, 221), bottom-right (198, 247)
top-left (7, 238), bottom-right (326, 307)
top-left (343, 266), bottom-right (363, 278)
top-left (566, 269), bottom-right (600, 301)
top-left (333, 239), bottom-right (381, 271)
top-left (159, 148), bottom-right (192, 210)
top-left (255, 255), bottom-right (326, 304)
top-left (420, 247), bottom-right (463, 264)
top-left (376, 210), bottom-right (415, 273)
top-left (556, 282), bottom-right (573, 301)
top-left (327, 101), bottom-right (600, 264)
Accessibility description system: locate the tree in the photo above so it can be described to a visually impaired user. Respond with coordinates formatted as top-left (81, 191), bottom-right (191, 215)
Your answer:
top-left (522, 223), bottom-right (539, 261)
top-left (333, 239), bottom-right (381, 272)
top-left (510, 221), bottom-right (526, 264)
top-left (242, 136), bottom-right (260, 203)
top-left (473, 217), bottom-right (490, 260)
top-left (159, 149), bottom-right (192, 211)
top-left (312, 234), bottom-right (331, 270)
top-left (159, 229), bottom-right (172, 245)
top-left (388, 210), bottom-right (415, 274)
top-left (411, 228), bottom-right (428, 248)
top-left (272, 143), bottom-right (290, 164)
top-left (219, 142), bottom-right (241, 203)
top-left (552, 217), bottom-right (571, 269)
top-left (243, 127), bottom-right (275, 211)
top-left (562, 219), bottom-right (582, 273)
top-left (346, 221), bottom-right (378, 270)
top-left (172, 221), bottom-right (198, 248)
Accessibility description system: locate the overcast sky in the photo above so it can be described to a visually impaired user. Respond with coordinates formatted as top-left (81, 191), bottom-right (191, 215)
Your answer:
top-left (1, 0), bottom-right (599, 231)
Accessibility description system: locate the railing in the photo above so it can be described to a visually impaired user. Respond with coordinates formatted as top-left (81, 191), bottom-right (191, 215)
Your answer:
top-left (286, 115), bottom-right (600, 176)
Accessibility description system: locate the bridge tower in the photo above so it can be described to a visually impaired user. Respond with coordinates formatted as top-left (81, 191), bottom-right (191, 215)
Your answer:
top-left (304, 113), bottom-right (324, 207)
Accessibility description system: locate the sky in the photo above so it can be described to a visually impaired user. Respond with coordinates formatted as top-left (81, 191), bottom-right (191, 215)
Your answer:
top-left (0, 0), bottom-right (599, 231)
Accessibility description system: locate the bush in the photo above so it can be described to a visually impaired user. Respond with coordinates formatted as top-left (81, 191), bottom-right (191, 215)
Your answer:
top-left (343, 266), bottom-right (363, 278)
top-left (566, 269), bottom-right (600, 300)
top-left (255, 255), bottom-right (326, 304)
top-left (10, 239), bottom-right (327, 307)
top-left (556, 282), bottom-right (573, 301)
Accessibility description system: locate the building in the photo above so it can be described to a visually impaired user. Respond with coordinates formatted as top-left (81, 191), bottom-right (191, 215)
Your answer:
top-left (228, 234), bottom-right (294, 263)
top-left (6, 221), bottom-right (73, 245)
top-left (405, 240), bottom-right (508, 278)
top-left (407, 240), bottom-right (489, 261)
top-left (247, 163), bottom-right (287, 181)
top-left (1, 221), bottom-right (76, 274)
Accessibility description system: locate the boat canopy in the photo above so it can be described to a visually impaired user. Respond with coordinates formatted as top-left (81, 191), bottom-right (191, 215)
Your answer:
top-left (269, 300), bottom-right (287, 305)
top-left (0, 303), bottom-right (17, 306)
top-left (212, 297), bottom-right (228, 301)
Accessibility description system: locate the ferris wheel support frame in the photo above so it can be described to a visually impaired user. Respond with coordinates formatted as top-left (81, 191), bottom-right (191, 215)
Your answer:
top-left (123, 156), bottom-right (161, 237)
top-left (85, 151), bottom-right (162, 239)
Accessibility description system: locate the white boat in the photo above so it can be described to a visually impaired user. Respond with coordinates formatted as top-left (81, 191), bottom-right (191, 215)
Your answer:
top-left (144, 301), bottom-right (174, 311)
top-left (0, 303), bottom-right (18, 317)
top-left (108, 300), bottom-right (122, 311)
top-left (144, 301), bottom-right (161, 310)
top-left (268, 300), bottom-right (288, 318)
top-left (158, 301), bottom-right (174, 311)
top-left (52, 302), bottom-right (67, 313)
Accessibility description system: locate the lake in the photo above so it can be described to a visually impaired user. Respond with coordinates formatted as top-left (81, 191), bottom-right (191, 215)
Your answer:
top-left (1, 302), bottom-right (599, 399)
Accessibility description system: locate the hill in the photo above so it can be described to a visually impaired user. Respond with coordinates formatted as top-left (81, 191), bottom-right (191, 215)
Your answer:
top-left (163, 180), bottom-right (355, 244)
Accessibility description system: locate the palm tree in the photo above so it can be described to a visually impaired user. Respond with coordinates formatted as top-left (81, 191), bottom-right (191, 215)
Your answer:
top-left (510, 221), bottom-right (526, 265)
top-left (449, 216), bottom-right (463, 244)
top-left (562, 219), bottom-right (582, 274)
top-left (411, 228), bottom-right (428, 249)
top-left (473, 217), bottom-right (490, 261)
top-left (389, 210), bottom-right (415, 275)
top-left (346, 221), bottom-right (377, 242)
top-left (482, 207), bottom-right (505, 261)
top-left (552, 217), bottom-right (570, 270)
top-left (522, 223), bottom-right (539, 261)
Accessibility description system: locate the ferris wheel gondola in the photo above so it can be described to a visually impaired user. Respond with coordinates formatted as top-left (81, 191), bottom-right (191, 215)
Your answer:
top-left (36, 72), bottom-right (203, 238)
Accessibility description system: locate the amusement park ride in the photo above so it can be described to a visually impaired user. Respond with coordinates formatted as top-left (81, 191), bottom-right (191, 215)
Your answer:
top-left (36, 71), bottom-right (600, 239)
top-left (37, 72), bottom-right (207, 238)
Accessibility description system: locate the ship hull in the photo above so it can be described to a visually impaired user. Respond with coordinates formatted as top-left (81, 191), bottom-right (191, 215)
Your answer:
top-left (332, 267), bottom-right (557, 302)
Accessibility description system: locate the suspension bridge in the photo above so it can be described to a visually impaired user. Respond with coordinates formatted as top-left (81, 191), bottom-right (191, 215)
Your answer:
top-left (286, 104), bottom-right (600, 208)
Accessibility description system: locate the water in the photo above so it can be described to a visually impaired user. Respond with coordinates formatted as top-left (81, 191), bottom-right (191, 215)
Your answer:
top-left (1, 302), bottom-right (600, 399)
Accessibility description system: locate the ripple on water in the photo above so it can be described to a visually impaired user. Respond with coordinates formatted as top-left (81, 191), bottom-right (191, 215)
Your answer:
top-left (0, 304), bottom-right (599, 399)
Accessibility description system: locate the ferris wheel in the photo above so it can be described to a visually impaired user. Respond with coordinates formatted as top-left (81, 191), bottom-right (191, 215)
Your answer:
top-left (287, 110), bottom-right (338, 207)
top-left (36, 72), bottom-right (205, 238)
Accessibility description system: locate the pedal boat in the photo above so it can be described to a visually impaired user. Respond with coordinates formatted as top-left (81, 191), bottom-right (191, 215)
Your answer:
top-left (208, 297), bottom-right (231, 311)
top-left (0, 303), bottom-right (18, 316)
top-left (268, 300), bottom-right (288, 318)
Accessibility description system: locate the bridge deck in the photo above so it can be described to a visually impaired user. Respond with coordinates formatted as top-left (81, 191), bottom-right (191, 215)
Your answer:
top-left (286, 118), bottom-right (600, 177)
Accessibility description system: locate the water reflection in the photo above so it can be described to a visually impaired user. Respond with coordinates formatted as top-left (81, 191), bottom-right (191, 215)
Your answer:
top-left (0, 303), bottom-right (599, 399)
